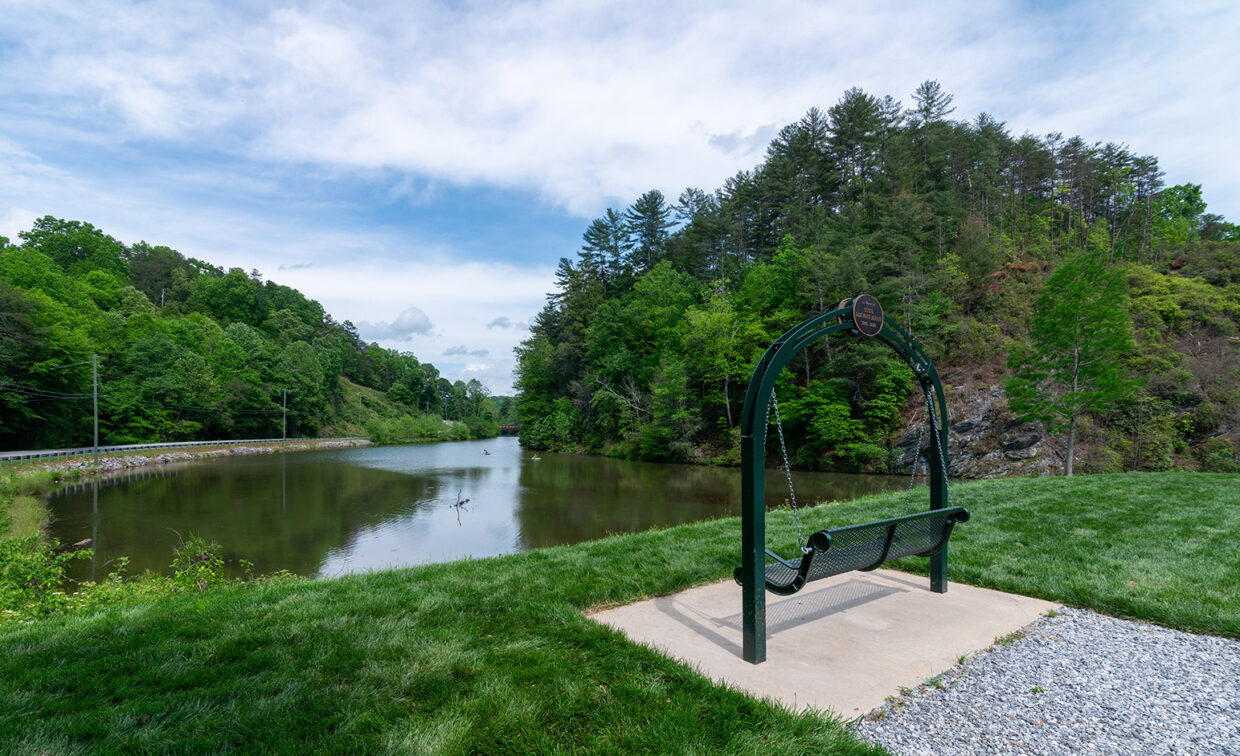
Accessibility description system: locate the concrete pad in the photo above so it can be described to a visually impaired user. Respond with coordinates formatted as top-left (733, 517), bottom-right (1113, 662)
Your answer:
top-left (589, 569), bottom-right (1058, 717)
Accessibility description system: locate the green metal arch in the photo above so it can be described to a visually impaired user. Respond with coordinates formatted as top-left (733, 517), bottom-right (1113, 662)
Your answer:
top-left (739, 296), bottom-right (951, 664)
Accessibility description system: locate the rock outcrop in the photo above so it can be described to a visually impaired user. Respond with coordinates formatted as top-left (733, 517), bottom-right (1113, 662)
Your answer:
top-left (894, 380), bottom-right (1060, 478)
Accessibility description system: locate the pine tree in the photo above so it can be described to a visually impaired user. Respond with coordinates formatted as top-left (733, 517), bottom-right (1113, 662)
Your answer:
top-left (625, 190), bottom-right (673, 272)
top-left (581, 208), bottom-right (631, 288)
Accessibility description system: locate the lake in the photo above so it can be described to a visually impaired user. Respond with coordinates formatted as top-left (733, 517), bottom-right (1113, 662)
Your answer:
top-left (46, 436), bottom-right (907, 583)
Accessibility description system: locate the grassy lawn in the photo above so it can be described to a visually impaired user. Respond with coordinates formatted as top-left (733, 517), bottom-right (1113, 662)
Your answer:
top-left (1, 472), bottom-right (1236, 753)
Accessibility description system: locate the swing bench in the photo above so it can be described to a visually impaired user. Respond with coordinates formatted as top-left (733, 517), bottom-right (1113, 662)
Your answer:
top-left (737, 294), bottom-right (971, 664)
top-left (739, 506), bottom-right (970, 596)
top-left (733, 380), bottom-right (969, 596)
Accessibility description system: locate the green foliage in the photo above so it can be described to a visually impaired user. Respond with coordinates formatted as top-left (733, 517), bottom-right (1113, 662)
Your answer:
top-left (625, 189), bottom-right (674, 272)
top-left (364, 413), bottom-right (480, 445)
top-left (1155, 183), bottom-right (1207, 246)
top-left (1, 217), bottom-right (493, 450)
top-left (681, 292), bottom-right (769, 428)
top-left (462, 413), bottom-right (499, 439)
top-left (1, 494), bottom-right (47, 540)
top-left (19, 216), bottom-right (129, 280)
top-left (1127, 264), bottom-right (1238, 338)
top-left (1197, 438), bottom-right (1240, 472)
top-left (636, 355), bottom-right (700, 461)
top-left (0, 536), bottom-right (89, 618)
top-left (169, 535), bottom-right (237, 592)
top-left (522, 397), bottom-right (580, 451)
top-left (783, 382), bottom-right (861, 463)
top-left (515, 84), bottom-right (1240, 470)
top-left (778, 358), bottom-right (910, 471)
top-left (1006, 251), bottom-right (1139, 474)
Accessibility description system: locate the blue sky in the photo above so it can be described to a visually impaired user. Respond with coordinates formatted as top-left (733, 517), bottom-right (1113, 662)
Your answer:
top-left (2, 1), bottom-right (1238, 393)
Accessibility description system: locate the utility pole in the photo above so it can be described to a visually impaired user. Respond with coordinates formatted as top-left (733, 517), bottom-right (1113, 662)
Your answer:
top-left (92, 354), bottom-right (99, 462)
top-left (282, 389), bottom-right (289, 441)
top-left (357, 399), bottom-right (362, 429)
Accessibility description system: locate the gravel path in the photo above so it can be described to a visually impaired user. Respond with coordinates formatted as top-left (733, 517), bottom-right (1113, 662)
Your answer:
top-left (854, 608), bottom-right (1240, 755)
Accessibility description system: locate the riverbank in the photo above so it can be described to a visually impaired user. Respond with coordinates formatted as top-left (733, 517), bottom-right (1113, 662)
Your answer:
top-left (26, 437), bottom-right (371, 477)
top-left (1, 472), bottom-right (1236, 752)
top-left (1, 440), bottom-right (366, 621)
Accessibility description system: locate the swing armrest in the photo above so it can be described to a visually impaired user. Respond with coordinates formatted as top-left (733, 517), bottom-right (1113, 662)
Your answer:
top-left (808, 530), bottom-right (832, 552)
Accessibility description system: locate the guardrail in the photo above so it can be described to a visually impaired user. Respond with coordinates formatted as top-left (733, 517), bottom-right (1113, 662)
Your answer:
top-left (0, 437), bottom-right (369, 467)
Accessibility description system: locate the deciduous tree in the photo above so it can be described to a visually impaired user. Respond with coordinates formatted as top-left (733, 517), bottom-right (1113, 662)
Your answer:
top-left (1005, 250), bottom-right (1137, 475)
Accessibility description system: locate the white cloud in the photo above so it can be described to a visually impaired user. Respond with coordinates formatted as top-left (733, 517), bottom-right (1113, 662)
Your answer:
top-left (0, 206), bottom-right (38, 244)
top-left (5, 1), bottom-right (1239, 216)
top-left (444, 345), bottom-right (489, 357)
top-left (459, 361), bottom-right (516, 392)
top-left (278, 257), bottom-right (555, 394)
top-left (355, 306), bottom-right (434, 341)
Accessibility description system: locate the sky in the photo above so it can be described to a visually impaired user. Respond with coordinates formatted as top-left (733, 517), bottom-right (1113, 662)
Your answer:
top-left (2, 1), bottom-right (1237, 394)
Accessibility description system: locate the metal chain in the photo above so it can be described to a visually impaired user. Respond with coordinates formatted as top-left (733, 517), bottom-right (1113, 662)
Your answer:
top-left (925, 385), bottom-right (952, 508)
top-left (904, 388), bottom-right (929, 516)
top-left (770, 388), bottom-right (808, 553)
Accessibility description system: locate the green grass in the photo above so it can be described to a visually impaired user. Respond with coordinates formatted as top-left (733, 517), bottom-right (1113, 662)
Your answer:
top-left (922, 473), bottom-right (1240, 637)
top-left (1, 471), bottom-right (1237, 753)
top-left (785, 473), bottom-right (1239, 638)
top-left (0, 494), bottom-right (45, 539)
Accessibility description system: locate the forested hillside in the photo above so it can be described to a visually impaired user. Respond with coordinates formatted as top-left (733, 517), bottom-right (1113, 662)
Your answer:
top-left (0, 219), bottom-right (512, 450)
top-left (515, 81), bottom-right (1240, 475)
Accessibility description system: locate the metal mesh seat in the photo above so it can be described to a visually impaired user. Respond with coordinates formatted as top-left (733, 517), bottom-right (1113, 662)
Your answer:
top-left (735, 506), bottom-right (969, 596)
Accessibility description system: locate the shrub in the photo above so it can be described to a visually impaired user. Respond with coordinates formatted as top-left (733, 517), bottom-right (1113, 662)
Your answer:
top-left (1197, 438), bottom-right (1240, 473)
top-left (169, 535), bottom-right (244, 592)
top-left (0, 537), bottom-right (89, 618)
top-left (463, 415), bottom-right (499, 439)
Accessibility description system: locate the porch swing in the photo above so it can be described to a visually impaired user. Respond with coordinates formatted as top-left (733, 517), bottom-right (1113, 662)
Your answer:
top-left (732, 384), bottom-right (969, 597)
top-left (736, 294), bottom-right (971, 664)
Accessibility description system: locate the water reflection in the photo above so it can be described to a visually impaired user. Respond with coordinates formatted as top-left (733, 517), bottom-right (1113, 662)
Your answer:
top-left (514, 456), bottom-right (739, 548)
top-left (46, 436), bottom-right (905, 583)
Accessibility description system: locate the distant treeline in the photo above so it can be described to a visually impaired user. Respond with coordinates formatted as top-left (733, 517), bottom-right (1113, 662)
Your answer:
top-left (516, 81), bottom-right (1240, 474)
top-left (0, 219), bottom-right (516, 450)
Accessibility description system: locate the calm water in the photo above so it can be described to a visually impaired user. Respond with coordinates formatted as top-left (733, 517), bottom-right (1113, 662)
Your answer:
top-left (47, 436), bottom-right (905, 583)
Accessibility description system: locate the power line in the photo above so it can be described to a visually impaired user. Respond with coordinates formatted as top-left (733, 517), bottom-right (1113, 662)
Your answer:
top-left (0, 387), bottom-right (92, 400)
top-left (1, 384), bottom-right (280, 414)
top-left (1, 360), bottom-right (92, 380)
top-left (0, 381), bottom-right (88, 397)
top-left (16, 396), bottom-right (89, 404)
top-left (0, 382), bottom-right (93, 399)
top-left (1, 359), bottom-right (95, 402)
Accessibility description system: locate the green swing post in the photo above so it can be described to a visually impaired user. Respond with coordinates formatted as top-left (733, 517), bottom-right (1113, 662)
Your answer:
top-left (740, 390), bottom-right (767, 663)
top-left (740, 295), bottom-right (956, 664)
top-left (928, 376), bottom-right (949, 594)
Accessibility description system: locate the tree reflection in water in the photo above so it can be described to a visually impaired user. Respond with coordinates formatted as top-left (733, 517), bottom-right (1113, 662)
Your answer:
top-left (46, 437), bottom-right (903, 583)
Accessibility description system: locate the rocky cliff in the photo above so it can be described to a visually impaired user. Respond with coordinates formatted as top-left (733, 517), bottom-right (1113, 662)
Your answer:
top-left (894, 371), bottom-right (1060, 479)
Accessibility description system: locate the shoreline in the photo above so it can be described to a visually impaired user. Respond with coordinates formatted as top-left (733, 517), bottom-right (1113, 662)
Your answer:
top-left (15, 438), bottom-right (372, 481)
